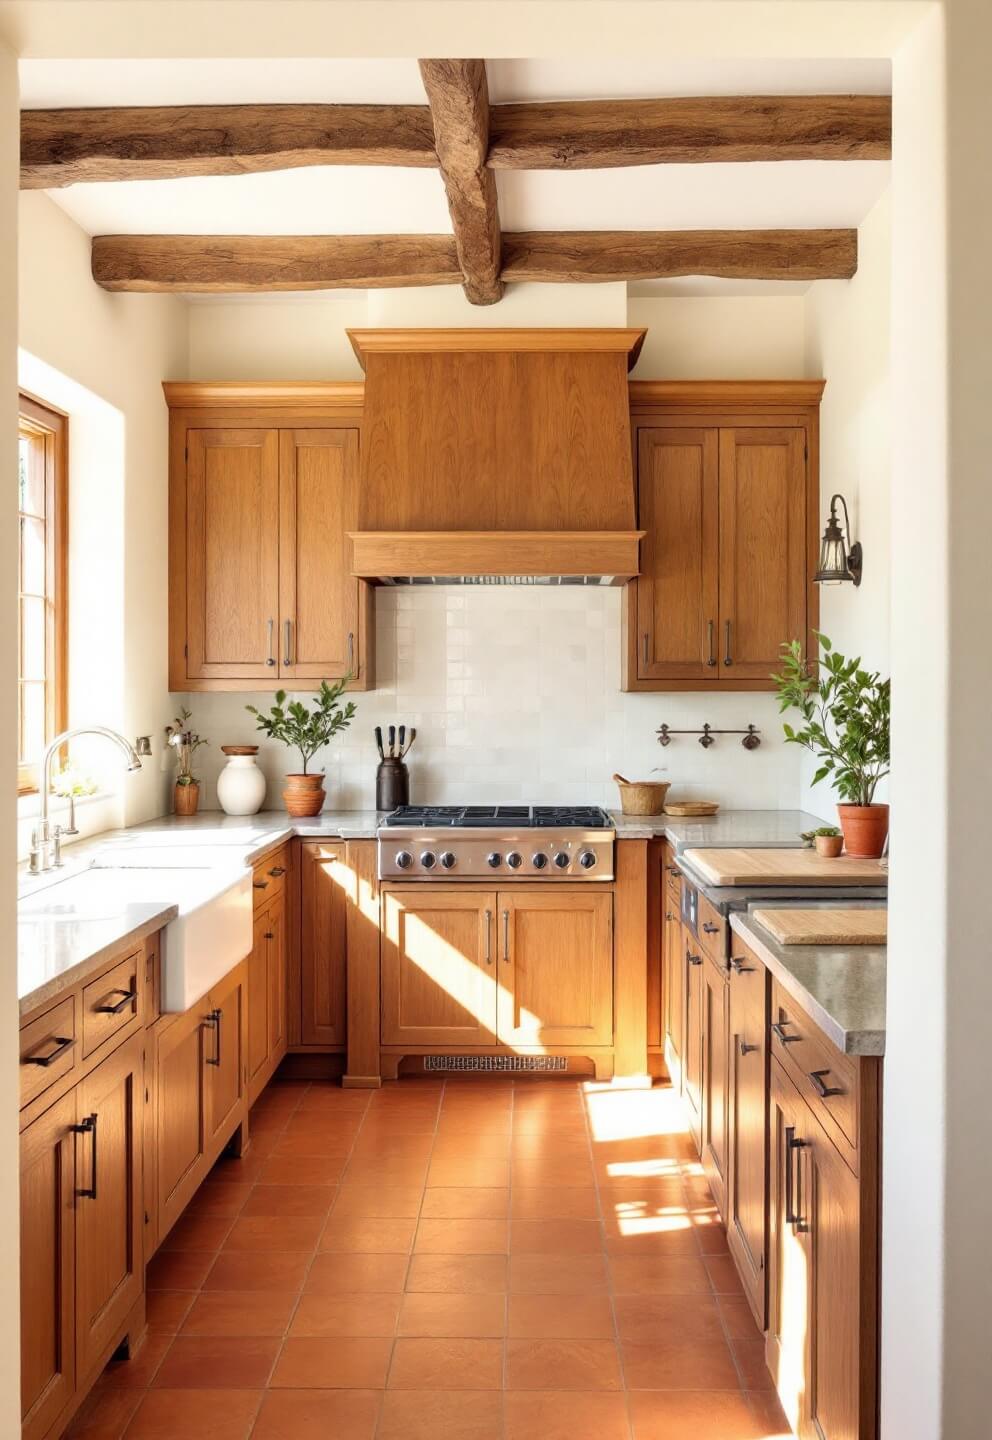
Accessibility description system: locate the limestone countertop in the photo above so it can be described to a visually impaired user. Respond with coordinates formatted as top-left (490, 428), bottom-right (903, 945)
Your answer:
top-left (609, 808), bottom-right (825, 847)
top-left (730, 909), bottom-right (886, 1057)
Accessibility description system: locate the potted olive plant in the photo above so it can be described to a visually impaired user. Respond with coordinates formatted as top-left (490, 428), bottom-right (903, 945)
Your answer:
top-left (166, 707), bottom-right (208, 816)
top-left (247, 679), bottom-right (356, 817)
top-left (774, 633), bottom-right (890, 858)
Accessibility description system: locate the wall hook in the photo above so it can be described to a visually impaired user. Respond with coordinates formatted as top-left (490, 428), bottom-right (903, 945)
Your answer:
top-left (656, 723), bottom-right (761, 750)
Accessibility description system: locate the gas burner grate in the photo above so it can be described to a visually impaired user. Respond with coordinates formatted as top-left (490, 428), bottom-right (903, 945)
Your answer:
top-left (383, 805), bottom-right (612, 829)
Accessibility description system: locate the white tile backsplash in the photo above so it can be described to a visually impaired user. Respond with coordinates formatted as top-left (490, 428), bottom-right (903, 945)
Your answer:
top-left (177, 588), bottom-right (801, 813)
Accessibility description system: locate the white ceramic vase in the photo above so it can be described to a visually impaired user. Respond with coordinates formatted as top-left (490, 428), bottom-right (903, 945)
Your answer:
top-left (217, 745), bottom-right (267, 816)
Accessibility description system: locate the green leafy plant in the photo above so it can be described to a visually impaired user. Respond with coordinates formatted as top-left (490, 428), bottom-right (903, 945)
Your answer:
top-left (812, 825), bottom-right (842, 838)
top-left (166, 707), bottom-right (208, 785)
top-left (246, 679), bottom-right (356, 774)
top-left (774, 633), bottom-right (890, 808)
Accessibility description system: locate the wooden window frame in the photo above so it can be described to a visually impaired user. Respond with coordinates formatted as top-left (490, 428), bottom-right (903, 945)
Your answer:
top-left (18, 392), bottom-right (68, 795)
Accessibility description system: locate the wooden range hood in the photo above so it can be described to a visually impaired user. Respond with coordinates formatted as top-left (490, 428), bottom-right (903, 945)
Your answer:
top-left (347, 327), bottom-right (646, 584)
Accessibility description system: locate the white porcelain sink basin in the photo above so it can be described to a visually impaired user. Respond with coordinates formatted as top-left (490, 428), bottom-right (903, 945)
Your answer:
top-left (20, 864), bottom-right (253, 1013)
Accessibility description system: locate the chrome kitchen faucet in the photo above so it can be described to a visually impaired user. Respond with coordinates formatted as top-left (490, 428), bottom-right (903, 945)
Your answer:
top-left (30, 726), bottom-right (142, 873)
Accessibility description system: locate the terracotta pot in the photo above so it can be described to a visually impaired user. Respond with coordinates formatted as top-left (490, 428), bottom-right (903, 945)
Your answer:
top-left (814, 833), bottom-right (844, 858)
top-left (282, 773), bottom-right (325, 818)
top-left (837, 803), bottom-right (889, 859)
top-left (174, 780), bottom-right (200, 816)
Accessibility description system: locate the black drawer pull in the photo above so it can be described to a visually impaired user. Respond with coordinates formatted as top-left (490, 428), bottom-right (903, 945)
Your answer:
top-left (785, 1129), bottom-right (807, 1230)
top-left (739, 1039), bottom-right (760, 1056)
top-left (702, 922), bottom-right (720, 935)
top-left (72, 1113), bottom-right (98, 1199)
top-left (264, 931), bottom-right (274, 941)
top-left (730, 957), bottom-right (756, 974)
top-left (253, 879), bottom-right (269, 890)
top-left (95, 985), bottom-right (137, 1016)
top-left (24, 1035), bottom-right (75, 1067)
top-left (771, 1021), bottom-right (800, 1044)
top-left (809, 1069), bottom-right (844, 1098)
top-left (665, 912), bottom-right (674, 922)
top-left (205, 1008), bottom-right (222, 1066)
top-left (268, 866), bottom-right (286, 878)
top-left (687, 952), bottom-right (703, 967)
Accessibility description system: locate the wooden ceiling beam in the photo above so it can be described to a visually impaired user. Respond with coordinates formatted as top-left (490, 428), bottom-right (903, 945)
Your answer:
top-left (90, 233), bottom-right (462, 293)
top-left (20, 103), bottom-right (437, 188)
top-left (488, 94), bottom-right (891, 168)
top-left (90, 227), bottom-right (857, 293)
top-left (417, 59), bottom-right (503, 305)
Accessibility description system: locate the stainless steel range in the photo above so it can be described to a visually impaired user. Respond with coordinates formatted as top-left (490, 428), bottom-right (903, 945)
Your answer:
top-left (377, 805), bottom-right (615, 881)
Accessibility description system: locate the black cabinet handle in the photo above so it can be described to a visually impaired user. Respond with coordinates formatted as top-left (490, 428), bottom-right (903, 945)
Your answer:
top-left (24, 1035), bottom-right (75, 1067)
top-left (785, 1128), bottom-right (807, 1229)
top-left (723, 619), bottom-right (733, 666)
top-left (707, 619), bottom-right (717, 667)
top-left (809, 1069), bottom-right (843, 1098)
top-left (72, 1113), bottom-right (98, 1199)
top-left (264, 931), bottom-right (275, 941)
top-left (95, 984), bottom-right (137, 1015)
top-left (739, 1039), bottom-right (760, 1056)
top-left (666, 865), bottom-right (680, 874)
top-left (771, 1021), bottom-right (800, 1045)
top-left (702, 922), bottom-right (720, 935)
top-left (268, 866), bottom-right (286, 878)
top-left (253, 879), bottom-right (269, 890)
top-left (665, 912), bottom-right (674, 922)
top-left (205, 1008), bottom-right (222, 1067)
top-left (687, 952), bottom-right (703, 967)
top-left (730, 957), bottom-right (756, 974)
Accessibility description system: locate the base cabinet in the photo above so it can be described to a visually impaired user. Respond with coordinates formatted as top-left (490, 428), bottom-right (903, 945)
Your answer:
top-left (381, 890), bottom-right (497, 1047)
top-left (661, 883), bottom-right (684, 1087)
top-left (682, 935), bottom-right (704, 1151)
top-left (700, 956), bottom-right (730, 1219)
top-left (727, 946), bottom-right (770, 1327)
top-left (248, 895), bottom-right (287, 1103)
top-left (300, 842), bottom-right (348, 1047)
top-left (498, 891), bottom-right (613, 1049)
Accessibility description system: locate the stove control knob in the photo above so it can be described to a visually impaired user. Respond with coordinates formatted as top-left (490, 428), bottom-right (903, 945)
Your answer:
top-left (531, 853), bottom-right (549, 870)
top-left (420, 851), bottom-right (437, 870)
top-left (439, 852), bottom-right (456, 870)
top-left (395, 851), bottom-right (413, 870)
top-left (506, 851), bottom-right (523, 869)
top-left (486, 852), bottom-right (502, 868)
top-left (553, 851), bottom-right (571, 869)
top-left (578, 850), bottom-right (597, 870)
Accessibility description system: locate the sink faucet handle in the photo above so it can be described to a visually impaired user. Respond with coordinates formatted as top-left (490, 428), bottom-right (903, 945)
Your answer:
top-left (52, 826), bottom-right (65, 868)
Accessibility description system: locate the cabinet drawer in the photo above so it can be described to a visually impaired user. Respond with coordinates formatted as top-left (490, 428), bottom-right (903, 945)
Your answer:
top-left (769, 978), bottom-right (858, 1155)
top-left (697, 892), bottom-right (727, 967)
top-left (81, 950), bottom-right (141, 1059)
top-left (20, 996), bottom-right (77, 1108)
top-left (663, 856), bottom-right (681, 902)
top-left (253, 846), bottom-right (289, 911)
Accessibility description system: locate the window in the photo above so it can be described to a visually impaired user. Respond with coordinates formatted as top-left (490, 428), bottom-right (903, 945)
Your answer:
top-left (18, 393), bottom-right (67, 794)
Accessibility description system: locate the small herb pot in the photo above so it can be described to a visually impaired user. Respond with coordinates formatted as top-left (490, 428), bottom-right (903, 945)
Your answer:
top-left (814, 833), bottom-right (844, 858)
top-left (174, 780), bottom-right (200, 816)
top-left (283, 773), bottom-right (325, 818)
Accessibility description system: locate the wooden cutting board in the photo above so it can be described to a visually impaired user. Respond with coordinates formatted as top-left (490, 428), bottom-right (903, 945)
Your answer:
top-left (683, 847), bottom-right (887, 887)
top-left (752, 907), bottom-right (887, 946)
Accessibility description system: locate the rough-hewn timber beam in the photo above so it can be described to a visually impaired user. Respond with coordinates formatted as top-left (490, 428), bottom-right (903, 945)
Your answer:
top-left (487, 94), bottom-right (891, 168)
top-left (90, 234), bottom-right (462, 293)
top-left (418, 59), bottom-right (502, 305)
top-left (90, 228), bottom-right (857, 293)
top-left (20, 104), bottom-right (437, 188)
top-left (500, 229), bottom-right (858, 282)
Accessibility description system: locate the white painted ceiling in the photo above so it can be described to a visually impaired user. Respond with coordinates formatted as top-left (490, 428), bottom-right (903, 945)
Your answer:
top-left (19, 55), bottom-right (892, 293)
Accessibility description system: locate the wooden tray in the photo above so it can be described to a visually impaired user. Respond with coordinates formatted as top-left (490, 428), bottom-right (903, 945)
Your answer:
top-left (663, 801), bottom-right (720, 817)
top-left (752, 907), bottom-right (887, 946)
top-left (683, 847), bottom-right (887, 887)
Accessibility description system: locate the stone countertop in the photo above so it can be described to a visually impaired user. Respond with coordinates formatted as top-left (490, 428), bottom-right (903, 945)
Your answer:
top-left (730, 910), bottom-right (886, 1057)
top-left (609, 808), bottom-right (825, 847)
top-left (19, 904), bottom-right (178, 1017)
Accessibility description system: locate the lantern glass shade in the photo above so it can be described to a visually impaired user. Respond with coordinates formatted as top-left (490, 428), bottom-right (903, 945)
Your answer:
top-left (814, 516), bottom-right (851, 584)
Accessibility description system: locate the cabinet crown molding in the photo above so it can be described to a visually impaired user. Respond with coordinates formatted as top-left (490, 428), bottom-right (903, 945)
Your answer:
top-left (162, 381), bottom-right (365, 409)
top-left (629, 379), bottom-right (825, 408)
top-left (347, 326), bottom-right (647, 370)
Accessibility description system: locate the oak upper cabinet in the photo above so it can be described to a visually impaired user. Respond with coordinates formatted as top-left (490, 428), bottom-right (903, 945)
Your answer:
top-left (167, 386), bottom-right (372, 691)
top-left (497, 891), bottom-right (613, 1049)
top-left (20, 1091), bottom-right (76, 1440)
top-left (381, 890), bottom-right (498, 1048)
top-left (623, 383), bottom-right (821, 692)
top-left (300, 842), bottom-right (349, 1048)
top-left (727, 944), bottom-right (770, 1327)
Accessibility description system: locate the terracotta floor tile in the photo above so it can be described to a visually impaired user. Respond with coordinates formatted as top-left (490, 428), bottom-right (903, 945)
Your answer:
top-left (705, 1254), bottom-right (747, 1296)
top-left (241, 1184), bottom-right (337, 1217)
top-left (304, 1251), bottom-right (409, 1294)
top-left (145, 1289), bottom-right (196, 1335)
top-left (511, 1219), bottom-right (603, 1254)
top-left (222, 1213), bottom-right (323, 1252)
top-left (509, 1253), bottom-right (609, 1294)
top-left (421, 1187), bottom-right (509, 1219)
top-left (180, 1290), bottom-right (297, 1337)
top-left (185, 1181), bottom-right (253, 1218)
top-left (96, 1333), bottom-right (173, 1390)
top-left (160, 1212), bottom-right (233, 1252)
top-left (731, 1338), bottom-right (775, 1390)
top-left (270, 1336), bottom-right (392, 1389)
top-left (614, 1293), bottom-right (725, 1344)
top-left (512, 1159), bottom-right (596, 1188)
top-left (431, 1135), bottom-right (512, 1161)
top-left (270, 1133), bottom-right (357, 1161)
top-left (510, 1136), bottom-right (591, 1161)
top-left (65, 1385), bottom-right (143, 1438)
top-left (415, 1217), bottom-right (509, 1254)
top-left (692, 1213), bottom-right (731, 1254)
top-left (319, 1215), bottom-right (417, 1253)
top-left (123, 1389), bottom-right (262, 1440)
top-left (504, 1389), bottom-right (631, 1440)
top-left (398, 1291), bottom-right (507, 1338)
top-left (629, 1389), bottom-right (763, 1440)
top-left (345, 1158), bottom-right (430, 1187)
top-left (610, 1255), bottom-right (712, 1295)
top-left (406, 1254), bottom-right (508, 1294)
top-left (349, 1132), bottom-right (435, 1156)
top-left (718, 1296), bottom-right (764, 1342)
top-left (250, 1388), bottom-right (381, 1440)
top-left (377, 1389), bottom-right (503, 1440)
top-left (510, 1187), bottom-right (599, 1221)
top-left (202, 1251), bottom-right (311, 1293)
top-left (388, 1337), bottom-right (504, 1390)
top-left (332, 1184), bottom-right (425, 1218)
top-left (505, 1338), bottom-right (623, 1391)
top-left (257, 1153), bottom-right (347, 1186)
top-left (152, 1336), bottom-right (280, 1389)
top-left (746, 1389), bottom-right (794, 1437)
top-left (288, 1291), bottom-right (401, 1337)
top-left (208, 1151), bottom-right (267, 1183)
top-left (507, 1293), bottom-right (614, 1340)
top-left (427, 1156), bottom-right (510, 1188)
top-left (623, 1334), bottom-right (740, 1390)
top-left (145, 1249), bottom-right (215, 1291)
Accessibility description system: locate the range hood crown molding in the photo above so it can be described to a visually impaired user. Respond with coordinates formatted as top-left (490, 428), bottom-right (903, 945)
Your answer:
top-left (347, 326), bottom-right (647, 371)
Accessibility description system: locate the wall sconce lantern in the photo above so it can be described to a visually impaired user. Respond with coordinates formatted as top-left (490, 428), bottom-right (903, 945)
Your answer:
top-left (814, 493), bottom-right (863, 586)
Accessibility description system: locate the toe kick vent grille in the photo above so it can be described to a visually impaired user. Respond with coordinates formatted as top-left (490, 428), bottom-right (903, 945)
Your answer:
top-left (424, 1055), bottom-right (569, 1073)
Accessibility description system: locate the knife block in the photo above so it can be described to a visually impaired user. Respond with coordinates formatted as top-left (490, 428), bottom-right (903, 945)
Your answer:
top-left (376, 757), bottom-right (409, 811)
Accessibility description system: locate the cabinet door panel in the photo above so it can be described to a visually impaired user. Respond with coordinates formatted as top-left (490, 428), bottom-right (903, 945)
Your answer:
top-left (21, 1091), bottom-right (76, 1440)
top-left (381, 891), bottom-right (498, 1047)
top-left (635, 427), bottom-right (719, 681)
top-left (767, 1059), bottom-right (811, 1438)
top-left (279, 428), bottom-right (360, 681)
top-left (718, 428), bottom-right (806, 679)
top-left (247, 906), bottom-right (273, 1099)
top-left (155, 1008), bottom-right (207, 1239)
top-left (805, 1119), bottom-right (862, 1440)
top-left (205, 966), bottom-right (246, 1150)
top-left (186, 429), bottom-right (280, 679)
top-left (728, 949), bottom-right (769, 1326)
top-left (497, 892), bottom-right (613, 1048)
top-left (268, 893), bottom-right (288, 1066)
top-left (300, 843), bottom-right (348, 1047)
top-left (74, 1032), bottom-right (144, 1381)
top-left (663, 906), bottom-right (685, 1089)
top-left (701, 959), bottom-right (730, 1218)
top-left (683, 939), bottom-right (703, 1151)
